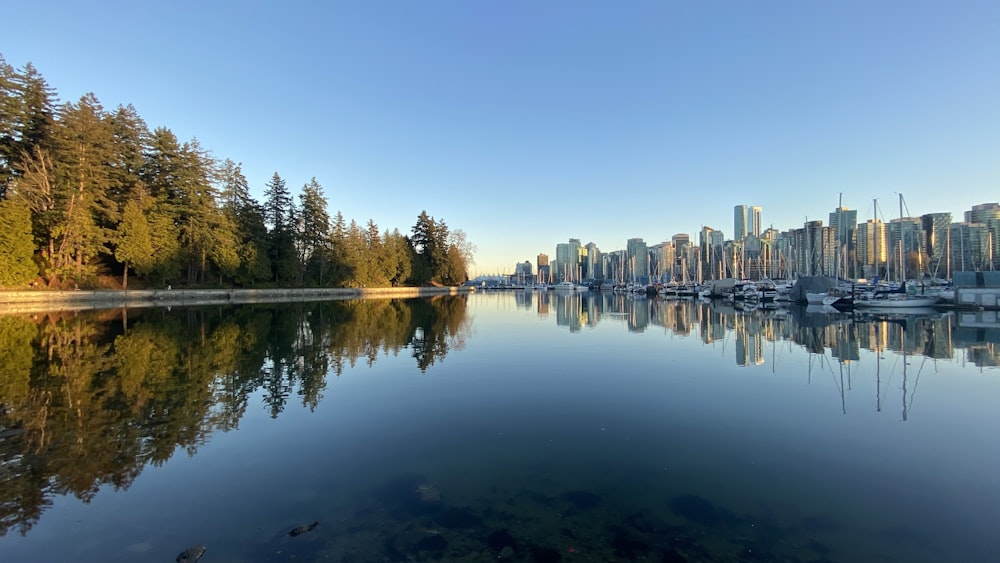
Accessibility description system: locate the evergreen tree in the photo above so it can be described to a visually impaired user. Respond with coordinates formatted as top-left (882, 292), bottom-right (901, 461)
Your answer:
top-left (107, 104), bottom-right (149, 208)
top-left (0, 196), bottom-right (37, 285)
top-left (49, 94), bottom-right (119, 281)
top-left (114, 198), bottom-right (154, 288)
top-left (297, 177), bottom-right (330, 284)
top-left (263, 172), bottom-right (297, 283)
top-left (1, 61), bottom-right (57, 199)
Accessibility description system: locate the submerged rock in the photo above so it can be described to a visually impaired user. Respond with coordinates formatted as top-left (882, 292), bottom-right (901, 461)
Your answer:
top-left (416, 482), bottom-right (443, 504)
top-left (176, 545), bottom-right (206, 563)
top-left (288, 521), bottom-right (319, 537)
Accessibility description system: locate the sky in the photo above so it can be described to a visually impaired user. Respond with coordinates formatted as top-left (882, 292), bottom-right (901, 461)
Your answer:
top-left (4, 1), bottom-right (999, 276)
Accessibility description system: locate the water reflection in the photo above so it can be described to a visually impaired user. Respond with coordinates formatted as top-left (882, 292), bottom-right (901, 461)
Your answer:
top-left (0, 297), bottom-right (471, 538)
top-left (0, 293), bottom-right (996, 560)
top-left (530, 291), bottom-right (997, 368)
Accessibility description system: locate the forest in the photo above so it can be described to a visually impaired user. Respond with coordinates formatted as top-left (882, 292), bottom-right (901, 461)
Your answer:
top-left (0, 54), bottom-right (474, 289)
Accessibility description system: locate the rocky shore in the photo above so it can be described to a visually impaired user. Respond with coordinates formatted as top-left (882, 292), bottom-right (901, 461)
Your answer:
top-left (0, 286), bottom-right (473, 313)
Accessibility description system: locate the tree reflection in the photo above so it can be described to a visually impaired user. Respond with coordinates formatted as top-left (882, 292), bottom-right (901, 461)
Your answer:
top-left (0, 296), bottom-right (470, 537)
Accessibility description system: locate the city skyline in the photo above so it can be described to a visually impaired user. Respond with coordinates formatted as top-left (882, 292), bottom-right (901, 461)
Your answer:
top-left (6, 2), bottom-right (998, 278)
top-left (500, 198), bottom-right (997, 279)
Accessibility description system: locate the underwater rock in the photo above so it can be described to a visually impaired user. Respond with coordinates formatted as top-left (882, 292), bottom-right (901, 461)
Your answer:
top-left (176, 545), bottom-right (206, 563)
top-left (288, 521), bottom-right (319, 537)
top-left (416, 482), bottom-right (443, 504)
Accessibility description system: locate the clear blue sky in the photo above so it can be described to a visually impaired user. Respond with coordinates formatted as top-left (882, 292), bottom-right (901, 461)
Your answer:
top-left (5, 1), bottom-right (999, 276)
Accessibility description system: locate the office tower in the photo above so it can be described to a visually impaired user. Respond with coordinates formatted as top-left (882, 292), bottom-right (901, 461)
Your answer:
top-left (793, 220), bottom-right (825, 277)
top-left (965, 203), bottom-right (1000, 269)
top-left (584, 242), bottom-right (601, 280)
top-left (536, 253), bottom-right (550, 283)
top-left (856, 218), bottom-right (887, 277)
top-left (887, 217), bottom-right (925, 279)
top-left (749, 206), bottom-right (762, 238)
top-left (829, 206), bottom-right (858, 250)
top-left (626, 238), bottom-right (649, 281)
top-left (699, 227), bottom-right (725, 281)
top-left (950, 222), bottom-right (991, 273)
top-left (734, 205), bottom-right (749, 240)
top-left (921, 213), bottom-right (952, 277)
top-left (555, 238), bottom-right (582, 282)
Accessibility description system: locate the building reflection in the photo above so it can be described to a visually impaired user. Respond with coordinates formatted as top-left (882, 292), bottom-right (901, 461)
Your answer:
top-left (538, 292), bottom-right (998, 369)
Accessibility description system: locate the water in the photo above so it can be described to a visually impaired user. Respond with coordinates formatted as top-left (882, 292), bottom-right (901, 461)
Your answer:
top-left (0, 293), bottom-right (997, 562)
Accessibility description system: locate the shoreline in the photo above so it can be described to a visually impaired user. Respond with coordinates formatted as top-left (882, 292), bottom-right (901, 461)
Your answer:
top-left (0, 286), bottom-right (474, 314)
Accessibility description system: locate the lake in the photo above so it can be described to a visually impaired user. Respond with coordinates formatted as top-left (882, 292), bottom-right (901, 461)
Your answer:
top-left (0, 292), bottom-right (997, 562)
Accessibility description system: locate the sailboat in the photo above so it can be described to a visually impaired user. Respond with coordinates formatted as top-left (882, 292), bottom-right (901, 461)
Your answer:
top-left (855, 194), bottom-right (940, 309)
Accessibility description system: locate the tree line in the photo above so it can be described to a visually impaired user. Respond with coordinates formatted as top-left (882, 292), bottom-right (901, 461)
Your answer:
top-left (0, 54), bottom-right (474, 289)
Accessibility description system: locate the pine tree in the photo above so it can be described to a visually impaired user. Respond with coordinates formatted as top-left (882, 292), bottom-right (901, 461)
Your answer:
top-left (0, 196), bottom-right (38, 286)
top-left (298, 177), bottom-right (330, 284)
top-left (263, 172), bottom-right (297, 283)
top-left (115, 198), bottom-right (154, 288)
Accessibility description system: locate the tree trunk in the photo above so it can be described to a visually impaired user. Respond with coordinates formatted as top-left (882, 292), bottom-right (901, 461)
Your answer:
top-left (122, 265), bottom-right (129, 289)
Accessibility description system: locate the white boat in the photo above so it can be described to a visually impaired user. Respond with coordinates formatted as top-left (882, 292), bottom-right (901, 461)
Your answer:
top-left (853, 294), bottom-right (940, 308)
top-left (553, 281), bottom-right (588, 291)
top-left (805, 292), bottom-right (827, 305)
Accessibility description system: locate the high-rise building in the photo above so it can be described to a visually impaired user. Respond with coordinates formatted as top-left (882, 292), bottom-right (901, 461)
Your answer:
top-left (965, 203), bottom-right (1000, 269)
top-left (536, 253), bottom-right (550, 283)
top-left (514, 261), bottom-right (533, 277)
top-left (856, 219), bottom-right (887, 277)
top-left (584, 242), bottom-right (601, 280)
top-left (734, 205), bottom-right (749, 241)
top-left (921, 213), bottom-right (952, 277)
top-left (887, 217), bottom-right (925, 279)
top-left (626, 238), bottom-right (649, 282)
top-left (555, 238), bottom-right (582, 281)
top-left (793, 220), bottom-right (826, 276)
top-left (829, 207), bottom-right (857, 246)
top-left (699, 226), bottom-right (725, 281)
top-left (749, 206), bottom-right (762, 238)
top-left (950, 222), bottom-right (992, 272)
top-left (649, 242), bottom-right (673, 283)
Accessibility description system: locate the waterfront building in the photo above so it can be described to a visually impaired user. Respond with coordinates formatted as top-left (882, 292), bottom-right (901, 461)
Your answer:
top-left (626, 238), bottom-right (649, 283)
top-left (793, 220), bottom-right (837, 276)
top-left (965, 203), bottom-right (1000, 270)
top-left (734, 205), bottom-right (749, 241)
top-left (921, 213), bottom-right (952, 278)
top-left (584, 242), bottom-right (602, 281)
top-left (949, 222), bottom-right (992, 272)
top-left (699, 227), bottom-right (725, 281)
top-left (555, 238), bottom-right (583, 282)
top-left (829, 206), bottom-right (858, 277)
top-left (749, 206), bottom-right (762, 238)
top-left (856, 218), bottom-right (887, 278)
top-left (536, 253), bottom-right (550, 284)
top-left (887, 217), bottom-right (926, 280)
top-left (648, 242), bottom-right (670, 283)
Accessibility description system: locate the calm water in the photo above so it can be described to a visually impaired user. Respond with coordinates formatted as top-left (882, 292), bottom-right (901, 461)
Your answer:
top-left (0, 292), bottom-right (998, 562)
